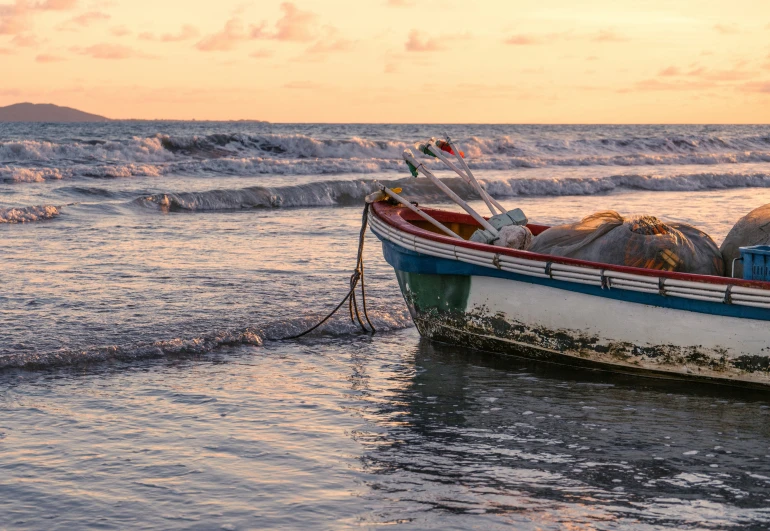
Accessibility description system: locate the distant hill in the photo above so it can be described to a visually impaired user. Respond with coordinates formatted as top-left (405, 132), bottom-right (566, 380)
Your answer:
top-left (0, 103), bottom-right (110, 123)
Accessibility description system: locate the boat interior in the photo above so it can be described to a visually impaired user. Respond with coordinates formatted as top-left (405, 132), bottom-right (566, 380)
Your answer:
top-left (374, 202), bottom-right (770, 289)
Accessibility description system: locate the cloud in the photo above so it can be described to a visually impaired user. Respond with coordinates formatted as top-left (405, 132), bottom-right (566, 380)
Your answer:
top-left (0, 87), bottom-right (22, 97)
top-left (0, 1), bottom-right (30, 34)
top-left (659, 66), bottom-right (681, 76)
top-left (58, 10), bottom-right (110, 30)
top-left (741, 81), bottom-right (770, 93)
top-left (305, 27), bottom-right (352, 55)
top-left (630, 78), bottom-right (717, 92)
top-left (160, 24), bottom-right (198, 42)
top-left (386, 0), bottom-right (416, 6)
top-left (11, 32), bottom-right (41, 47)
top-left (141, 24), bottom-right (199, 42)
top-left (685, 67), bottom-right (754, 81)
top-left (713, 24), bottom-right (739, 35)
top-left (0, 0), bottom-right (78, 35)
top-left (35, 53), bottom-right (64, 62)
top-left (250, 49), bottom-right (272, 59)
top-left (74, 43), bottom-right (151, 59)
top-left (504, 34), bottom-right (539, 45)
top-left (38, 0), bottom-right (78, 9)
top-left (110, 25), bottom-right (129, 37)
top-left (196, 4), bottom-right (345, 53)
top-left (0, 46), bottom-right (12, 53)
top-left (405, 30), bottom-right (445, 52)
top-left (272, 2), bottom-right (317, 41)
top-left (655, 64), bottom-right (755, 82)
top-left (195, 19), bottom-right (248, 51)
top-left (592, 29), bottom-right (628, 42)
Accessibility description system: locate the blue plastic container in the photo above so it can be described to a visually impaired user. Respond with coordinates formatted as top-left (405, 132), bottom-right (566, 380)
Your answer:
top-left (739, 245), bottom-right (770, 281)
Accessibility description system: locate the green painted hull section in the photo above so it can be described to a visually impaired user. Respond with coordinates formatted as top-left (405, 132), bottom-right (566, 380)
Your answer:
top-left (394, 270), bottom-right (470, 315)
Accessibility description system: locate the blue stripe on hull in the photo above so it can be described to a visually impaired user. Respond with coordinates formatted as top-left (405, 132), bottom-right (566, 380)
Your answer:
top-left (379, 238), bottom-right (770, 322)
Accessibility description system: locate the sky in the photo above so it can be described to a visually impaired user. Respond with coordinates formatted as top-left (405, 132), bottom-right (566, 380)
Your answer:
top-left (0, 0), bottom-right (769, 122)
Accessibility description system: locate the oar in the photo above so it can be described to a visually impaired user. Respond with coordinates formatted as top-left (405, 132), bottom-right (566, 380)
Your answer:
top-left (442, 135), bottom-right (505, 214)
top-left (418, 141), bottom-right (502, 216)
top-left (367, 185), bottom-right (462, 240)
top-left (403, 150), bottom-right (499, 240)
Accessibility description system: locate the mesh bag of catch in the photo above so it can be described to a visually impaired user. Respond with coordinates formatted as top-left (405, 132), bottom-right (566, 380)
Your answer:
top-left (528, 211), bottom-right (724, 275)
top-left (720, 203), bottom-right (770, 278)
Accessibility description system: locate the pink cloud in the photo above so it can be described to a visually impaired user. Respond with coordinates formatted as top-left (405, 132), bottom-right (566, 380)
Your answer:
top-left (75, 43), bottom-right (151, 59)
top-left (11, 33), bottom-right (41, 47)
top-left (713, 24), bottom-right (739, 35)
top-left (141, 24), bottom-right (199, 42)
top-left (0, 2), bottom-right (30, 34)
top-left (250, 49), bottom-right (272, 59)
top-left (37, 0), bottom-right (78, 9)
top-left (505, 34), bottom-right (539, 45)
top-left (35, 53), bottom-right (64, 62)
top-left (305, 27), bottom-right (351, 55)
top-left (741, 81), bottom-right (770, 93)
top-left (0, 46), bottom-right (12, 54)
top-left (160, 24), bottom-right (198, 42)
top-left (0, 0), bottom-right (78, 35)
top-left (110, 25), bottom-right (129, 37)
top-left (685, 66), bottom-right (754, 81)
top-left (196, 4), bottom-right (345, 53)
top-left (272, 2), bottom-right (317, 41)
top-left (195, 19), bottom-right (246, 51)
top-left (592, 29), bottom-right (628, 42)
top-left (385, 0), bottom-right (416, 6)
top-left (631, 78), bottom-right (718, 92)
top-left (58, 10), bottom-right (110, 30)
top-left (659, 66), bottom-right (681, 76)
top-left (405, 30), bottom-right (444, 52)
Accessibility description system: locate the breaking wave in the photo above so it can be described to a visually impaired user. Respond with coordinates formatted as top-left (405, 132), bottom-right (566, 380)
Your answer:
top-left (0, 204), bottom-right (60, 223)
top-left (0, 309), bottom-right (413, 371)
top-left (135, 179), bottom-right (429, 211)
top-left (483, 171), bottom-right (770, 197)
top-left (134, 171), bottom-right (770, 212)
top-left (3, 131), bottom-right (770, 182)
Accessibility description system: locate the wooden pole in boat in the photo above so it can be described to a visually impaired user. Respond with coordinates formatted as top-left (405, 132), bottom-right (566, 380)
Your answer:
top-left (370, 185), bottom-right (463, 240)
top-left (422, 142), bottom-right (504, 216)
top-left (443, 136), bottom-right (505, 213)
top-left (403, 150), bottom-right (500, 238)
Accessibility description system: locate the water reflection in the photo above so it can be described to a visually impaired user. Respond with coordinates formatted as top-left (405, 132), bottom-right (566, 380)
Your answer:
top-left (361, 339), bottom-right (770, 529)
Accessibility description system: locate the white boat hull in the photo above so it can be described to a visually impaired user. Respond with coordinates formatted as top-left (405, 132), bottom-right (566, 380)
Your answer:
top-left (370, 203), bottom-right (770, 388)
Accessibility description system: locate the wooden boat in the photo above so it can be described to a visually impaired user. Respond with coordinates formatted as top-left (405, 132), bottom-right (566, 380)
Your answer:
top-left (369, 201), bottom-right (770, 389)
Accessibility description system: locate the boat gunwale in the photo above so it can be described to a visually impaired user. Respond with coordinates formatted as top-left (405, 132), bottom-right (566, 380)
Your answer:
top-left (371, 201), bottom-right (770, 291)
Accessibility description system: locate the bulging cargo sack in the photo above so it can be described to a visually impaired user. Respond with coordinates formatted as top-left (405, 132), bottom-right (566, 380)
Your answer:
top-left (495, 225), bottom-right (533, 250)
top-left (720, 204), bottom-right (770, 278)
top-left (529, 211), bottom-right (724, 275)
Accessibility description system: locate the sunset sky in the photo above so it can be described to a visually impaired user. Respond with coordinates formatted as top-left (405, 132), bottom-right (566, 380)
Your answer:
top-left (1, 0), bottom-right (769, 122)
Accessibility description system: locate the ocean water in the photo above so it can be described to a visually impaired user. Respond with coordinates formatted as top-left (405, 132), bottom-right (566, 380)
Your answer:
top-left (3, 123), bottom-right (770, 529)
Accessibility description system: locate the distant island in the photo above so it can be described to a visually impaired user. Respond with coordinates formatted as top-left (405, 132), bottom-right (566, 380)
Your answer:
top-left (0, 103), bottom-right (110, 123)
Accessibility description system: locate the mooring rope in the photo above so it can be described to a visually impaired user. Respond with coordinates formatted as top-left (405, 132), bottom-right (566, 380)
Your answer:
top-left (282, 203), bottom-right (376, 340)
